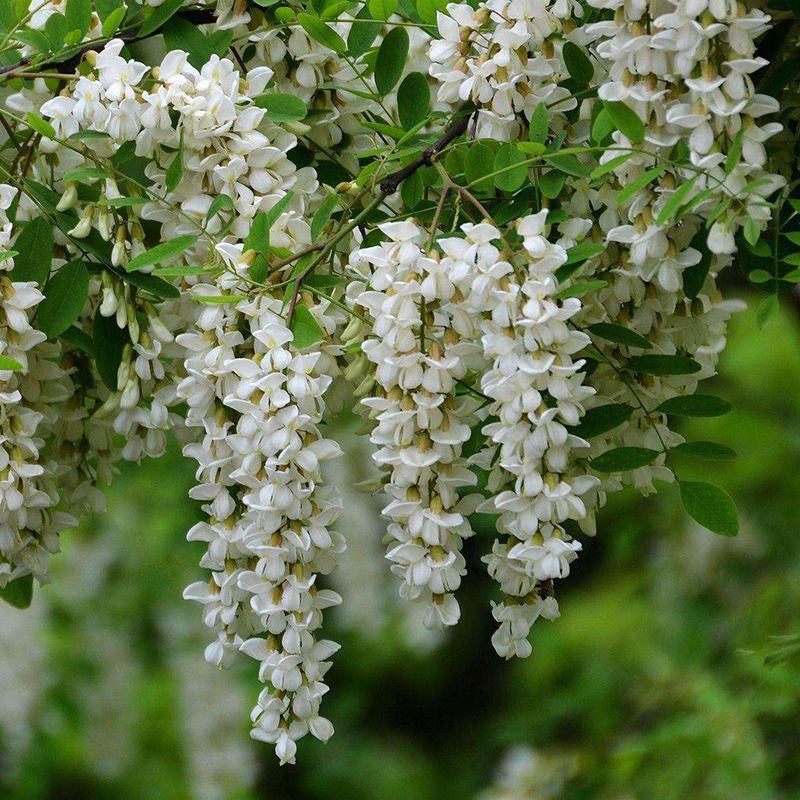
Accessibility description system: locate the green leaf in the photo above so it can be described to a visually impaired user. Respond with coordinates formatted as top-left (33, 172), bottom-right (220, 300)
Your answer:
top-left (743, 217), bottom-right (761, 247)
top-left (673, 441), bottom-right (737, 460)
top-left (153, 265), bottom-right (213, 278)
top-left (573, 403), bottom-right (633, 438)
top-left (397, 72), bottom-right (430, 130)
top-left (14, 28), bottom-right (51, 54)
top-left (298, 13), bottom-right (347, 54)
top-left (165, 134), bottom-right (183, 195)
top-left (539, 169), bottom-right (566, 199)
top-left (591, 446), bottom-right (660, 472)
top-left (0, 354), bottom-right (24, 371)
top-left (680, 481), bottom-right (739, 537)
top-left (347, 6), bottom-right (381, 56)
top-left (138, 0), bottom-right (184, 37)
top-left (36, 259), bottom-right (89, 338)
top-left (683, 231), bottom-right (712, 299)
top-left (465, 142), bottom-right (495, 193)
top-left (26, 112), bottom-right (56, 140)
top-left (494, 143), bottom-right (528, 192)
top-left (783, 268), bottom-right (800, 282)
top-left (563, 42), bottom-right (593, 85)
top-left (65, 0), bottom-right (92, 35)
top-left (616, 167), bottom-right (664, 207)
top-left (757, 293), bottom-right (778, 329)
top-left (60, 325), bottom-right (93, 355)
top-left (656, 394), bottom-right (731, 417)
top-left (604, 101), bottom-right (644, 144)
top-left (126, 235), bottom-right (198, 272)
top-left (529, 102), bottom-right (548, 144)
top-left (62, 166), bottom-right (107, 183)
top-left (93, 308), bottom-right (129, 391)
top-left (725, 128), bottom-right (743, 176)
top-left (543, 152), bottom-right (590, 178)
top-left (375, 27), bottom-right (408, 95)
top-left (163, 18), bottom-right (232, 69)
top-left (400, 170), bottom-right (424, 208)
top-left (655, 175), bottom-right (699, 225)
top-left (12, 218), bottom-right (52, 285)
top-left (44, 13), bottom-right (68, 50)
top-left (0, 574), bottom-right (33, 609)
top-left (311, 193), bottom-right (340, 240)
top-left (553, 279), bottom-right (607, 299)
top-left (416, 0), bottom-right (442, 24)
top-left (290, 304), bottom-right (324, 349)
top-left (565, 242), bottom-right (605, 265)
top-left (626, 354), bottom-right (701, 375)
top-left (101, 4), bottom-right (127, 37)
top-left (369, 0), bottom-right (398, 18)
top-left (253, 93), bottom-right (308, 122)
top-left (588, 322), bottom-right (652, 349)
top-left (783, 232), bottom-right (800, 246)
top-left (749, 269), bottom-right (772, 284)
top-left (195, 294), bottom-right (248, 304)
top-left (591, 108), bottom-right (614, 144)
top-left (119, 270), bottom-right (180, 301)
top-left (206, 194), bottom-right (234, 222)
top-left (590, 152), bottom-right (632, 180)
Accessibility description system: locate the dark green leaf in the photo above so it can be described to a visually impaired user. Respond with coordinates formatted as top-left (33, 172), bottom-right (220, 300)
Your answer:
top-left (0, 574), bottom-right (33, 609)
top-left (565, 242), bottom-right (605, 265)
top-left (347, 6), bottom-right (381, 56)
top-left (604, 100), bottom-right (644, 143)
top-left (673, 441), bottom-right (737, 460)
top-left (563, 42), bottom-right (593, 85)
top-left (553, 279), bottom-right (607, 299)
top-left (656, 394), bottom-right (731, 417)
top-left (12, 218), bottom-right (52, 285)
top-left (626, 354), bottom-right (701, 375)
top-left (375, 27), bottom-right (408, 95)
top-left (616, 167), bottom-right (664, 207)
top-left (680, 481), bottom-right (739, 536)
top-left (36, 259), bottom-right (89, 338)
top-left (139, 0), bottom-right (185, 37)
top-left (93, 308), bottom-right (129, 390)
top-left (165, 134), bottom-right (183, 194)
top-left (529, 102), bottom-right (548, 144)
top-left (397, 72), bottom-right (430, 130)
top-left (65, 0), bottom-right (92, 35)
top-left (591, 446), bottom-right (660, 472)
top-left (588, 322), bottom-right (652, 349)
top-left (465, 142), bottom-right (495, 193)
top-left (311, 193), bottom-right (340, 240)
top-left (574, 403), bottom-right (633, 438)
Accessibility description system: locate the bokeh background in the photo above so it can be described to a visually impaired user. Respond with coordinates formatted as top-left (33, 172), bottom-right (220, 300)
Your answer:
top-left (1, 297), bottom-right (799, 800)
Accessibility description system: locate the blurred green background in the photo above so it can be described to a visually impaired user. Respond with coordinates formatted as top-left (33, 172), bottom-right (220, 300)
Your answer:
top-left (1, 296), bottom-right (799, 800)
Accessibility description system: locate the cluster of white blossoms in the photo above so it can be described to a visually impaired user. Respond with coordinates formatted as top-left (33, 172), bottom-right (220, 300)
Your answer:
top-left (0, 0), bottom-right (787, 766)
top-left (448, 213), bottom-right (596, 657)
top-left (429, 0), bottom-right (586, 139)
top-left (351, 220), bottom-right (479, 630)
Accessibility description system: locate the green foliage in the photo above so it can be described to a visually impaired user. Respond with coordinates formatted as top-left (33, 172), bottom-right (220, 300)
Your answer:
top-left (375, 28), bottom-right (409, 95)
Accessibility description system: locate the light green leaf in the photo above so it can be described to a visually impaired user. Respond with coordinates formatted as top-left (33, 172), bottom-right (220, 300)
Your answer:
top-left (655, 175), bottom-right (699, 225)
top-left (311, 193), bottom-right (340, 240)
top-left (368, 0), bottom-right (398, 19)
top-left (529, 102), bottom-right (548, 144)
top-left (126, 235), bottom-right (199, 272)
top-left (138, 0), bottom-right (184, 37)
top-left (565, 242), bottom-right (605, 265)
top-left (253, 93), bottom-right (308, 122)
top-left (298, 13), bottom-right (347, 54)
top-left (757, 293), bottom-right (779, 329)
top-left (553, 279), bottom-right (607, 299)
top-left (616, 167), bottom-right (665, 207)
top-left (590, 152), bottom-right (632, 180)
top-left (494, 143), bottom-right (528, 192)
top-left (101, 4), bottom-right (127, 37)
top-left (0, 354), bottom-right (24, 371)
top-left (290, 304), bottom-right (324, 349)
top-left (26, 112), bottom-right (56, 140)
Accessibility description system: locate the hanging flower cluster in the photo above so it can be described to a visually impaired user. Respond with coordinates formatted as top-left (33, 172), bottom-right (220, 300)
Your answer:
top-left (0, 0), bottom-right (792, 765)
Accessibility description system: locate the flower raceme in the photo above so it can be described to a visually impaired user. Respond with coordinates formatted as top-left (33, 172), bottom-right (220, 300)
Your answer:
top-left (0, 0), bottom-right (789, 764)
